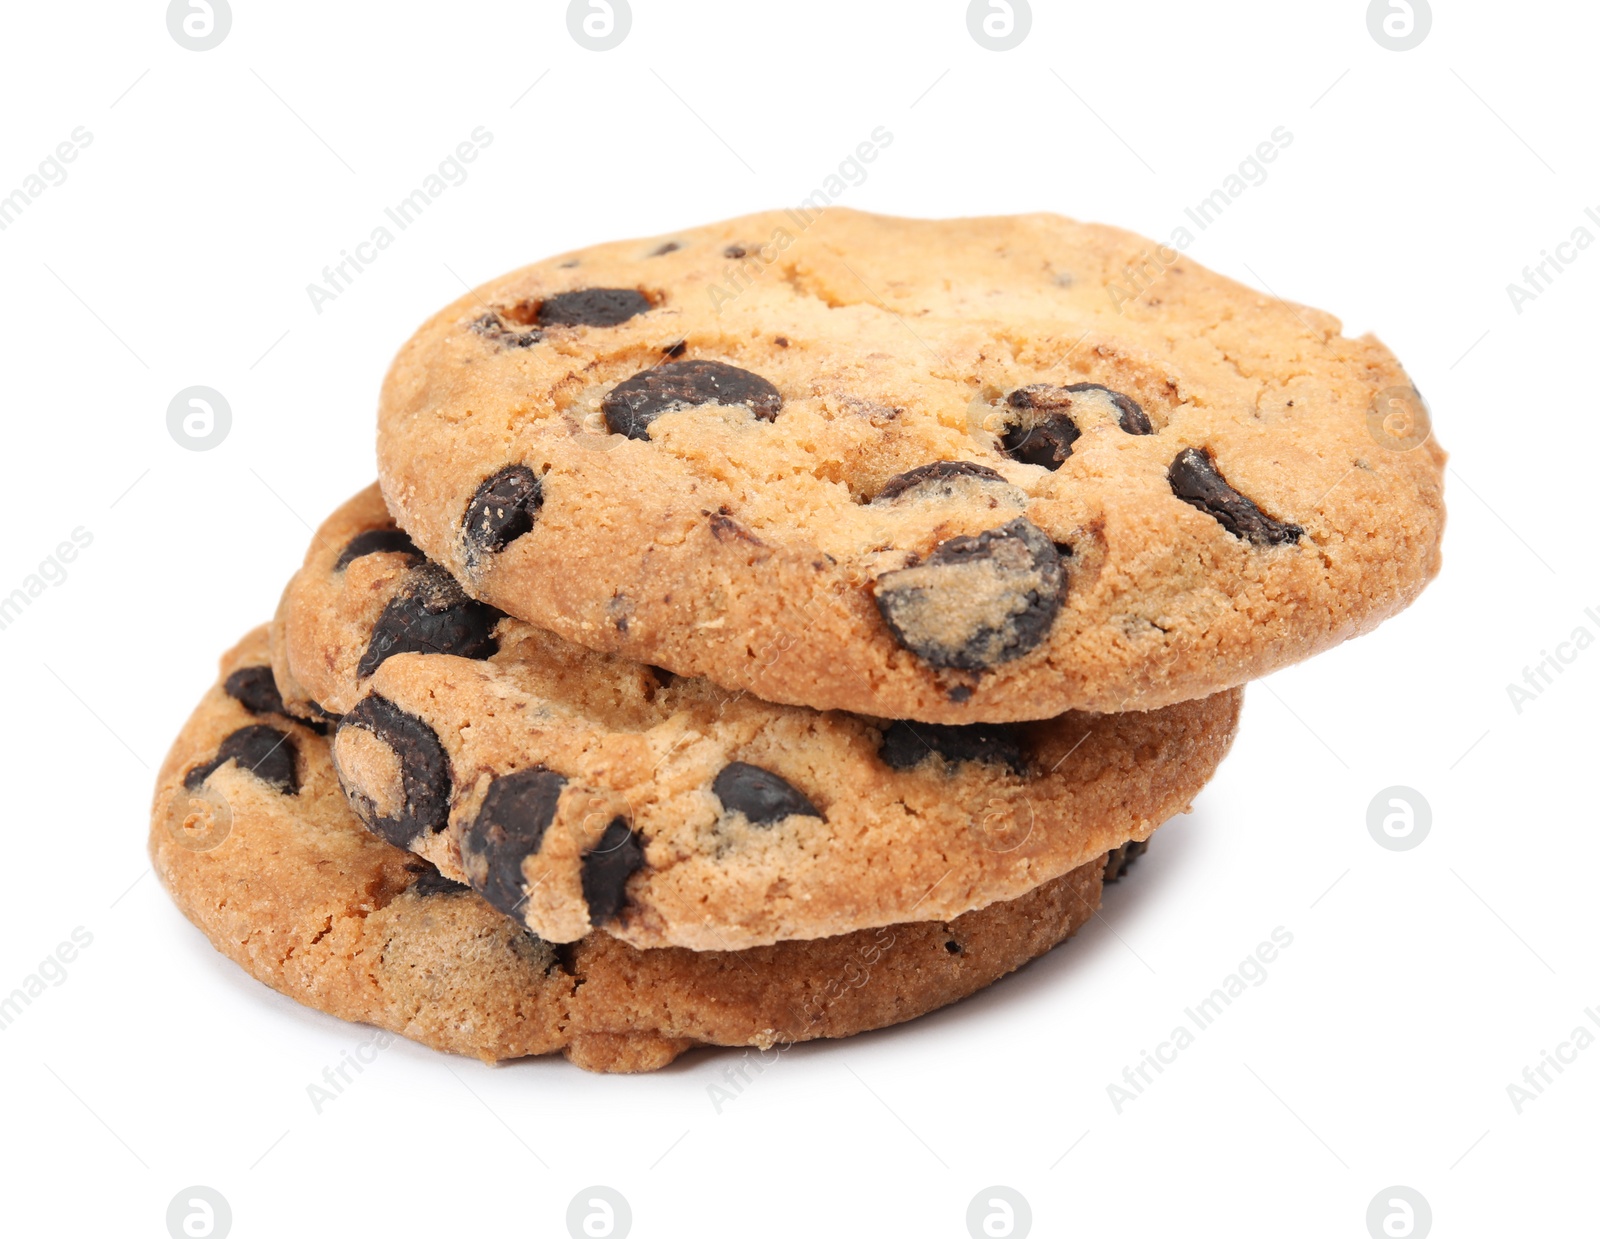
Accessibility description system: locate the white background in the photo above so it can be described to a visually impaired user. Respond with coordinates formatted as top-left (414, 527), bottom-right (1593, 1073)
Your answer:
top-left (1, 1), bottom-right (1594, 1235)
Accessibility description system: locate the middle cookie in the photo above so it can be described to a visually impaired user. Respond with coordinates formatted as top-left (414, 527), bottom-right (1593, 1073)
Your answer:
top-left (274, 486), bottom-right (1240, 950)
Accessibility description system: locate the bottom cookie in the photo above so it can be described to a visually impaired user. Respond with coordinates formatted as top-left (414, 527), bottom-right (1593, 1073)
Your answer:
top-left (151, 628), bottom-right (1115, 1072)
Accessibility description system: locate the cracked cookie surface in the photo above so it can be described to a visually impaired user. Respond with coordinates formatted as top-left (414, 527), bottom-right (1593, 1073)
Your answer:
top-left (377, 208), bottom-right (1445, 721)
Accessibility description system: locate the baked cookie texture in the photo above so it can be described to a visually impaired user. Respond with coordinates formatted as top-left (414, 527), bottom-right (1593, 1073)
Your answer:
top-left (272, 487), bottom-right (1240, 950)
top-left (152, 628), bottom-right (1108, 1072)
top-left (376, 208), bottom-right (1446, 723)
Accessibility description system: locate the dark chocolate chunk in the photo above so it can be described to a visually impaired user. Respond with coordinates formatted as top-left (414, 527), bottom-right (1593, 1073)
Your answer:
top-left (460, 766), bottom-right (568, 916)
top-left (409, 864), bottom-right (471, 898)
top-left (712, 761), bottom-right (823, 825)
top-left (873, 518), bottom-right (1065, 670)
top-left (223, 666), bottom-right (287, 719)
top-left (661, 338), bottom-right (688, 359)
top-left (601, 359), bottom-right (783, 441)
top-left (944, 940), bottom-right (963, 954)
top-left (462, 465), bottom-right (543, 557)
top-left (357, 562), bottom-right (503, 679)
top-left (1103, 838), bottom-right (1149, 884)
top-left (873, 460), bottom-right (1011, 503)
top-left (1168, 448), bottom-right (1303, 546)
top-left (336, 695), bottom-right (451, 846)
top-left (878, 720), bottom-right (1027, 774)
top-left (581, 817), bottom-right (646, 927)
top-left (184, 725), bottom-right (299, 796)
top-left (534, 288), bottom-right (651, 328)
top-left (1000, 385), bottom-right (1082, 469)
top-left (334, 528), bottom-right (422, 570)
top-left (1065, 382), bottom-right (1153, 435)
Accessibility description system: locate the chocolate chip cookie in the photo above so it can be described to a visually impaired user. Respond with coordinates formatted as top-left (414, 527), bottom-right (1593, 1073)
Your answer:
top-left (376, 208), bottom-right (1446, 722)
top-left (272, 486), bottom-right (1240, 950)
top-left (152, 627), bottom-right (1109, 1071)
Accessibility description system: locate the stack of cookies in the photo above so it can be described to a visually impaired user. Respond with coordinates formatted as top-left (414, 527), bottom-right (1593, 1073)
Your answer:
top-left (152, 210), bottom-right (1445, 1072)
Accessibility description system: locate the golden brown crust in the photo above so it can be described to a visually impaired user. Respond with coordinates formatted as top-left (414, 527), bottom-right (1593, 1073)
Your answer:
top-left (152, 627), bottom-right (1106, 1071)
top-left (274, 488), bottom-right (1240, 949)
top-left (376, 208), bottom-right (1446, 722)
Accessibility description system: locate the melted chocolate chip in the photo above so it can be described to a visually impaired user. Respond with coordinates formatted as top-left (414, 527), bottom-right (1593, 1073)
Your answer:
top-left (224, 666), bottom-right (287, 719)
top-left (1168, 448), bottom-right (1303, 546)
top-left (712, 762), bottom-right (823, 825)
top-left (601, 359), bottom-right (783, 441)
top-left (357, 562), bottom-right (503, 679)
top-left (581, 817), bottom-right (646, 927)
top-left (184, 725), bottom-right (299, 796)
top-left (409, 864), bottom-right (471, 897)
top-left (1065, 383), bottom-right (1153, 435)
top-left (1000, 386), bottom-right (1081, 469)
top-left (873, 518), bottom-right (1065, 670)
top-left (999, 383), bottom-right (1153, 468)
top-left (878, 720), bottom-right (1027, 774)
top-left (460, 766), bottom-right (567, 916)
top-left (535, 288), bottom-right (651, 328)
top-left (873, 461), bottom-right (1011, 503)
top-left (337, 695), bottom-right (450, 846)
top-left (334, 528), bottom-right (422, 570)
top-left (1103, 838), bottom-right (1149, 884)
top-left (462, 465), bottom-right (543, 557)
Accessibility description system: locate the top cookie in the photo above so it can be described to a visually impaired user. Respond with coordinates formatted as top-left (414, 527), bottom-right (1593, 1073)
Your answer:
top-left (378, 209), bottom-right (1445, 722)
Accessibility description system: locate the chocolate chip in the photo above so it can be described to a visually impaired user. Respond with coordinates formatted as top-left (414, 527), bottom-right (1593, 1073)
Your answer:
top-left (724, 244), bottom-right (748, 258)
top-left (944, 940), bottom-right (963, 954)
top-left (1103, 838), bottom-right (1149, 884)
top-left (1065, 382), bottom-right (1153, 435)
top-left (470, 312), bottom-right (540, 349)
top-left (999, 383), bottom-right (1152, 468)
top-left (357, 563), bottom-right (503, 679)
top-left (774, 336), bottom-right (789, 348)
top-left (873, 461), bottom-right (1012, 503)
top-left (409, 864), bottom-right (471, 897)
top-left (1000, 386), bottom-right (1081, 469)
top-left (878, 720), bottom-right (1027, 774)
top-left (1168, 448), bottom-right (1303, 546)
top-left (460, 766), bottom-right (567, 916)
top-left (661, 339), bottom-right (688, 359)
top-left (334, 528), bottom-right (422, 570)
top-left (224, 666), bottom-right (287, 719)
top-left (712, 761), bottom-right (823, 825)
top-left (462, 465), bottom-right (543, 556)
top-left (873, 518), bottom-right (1065, 670)
top-left (337, 695), bottom-right (450, 846)
top-left (650, 241), bottom-right (681, 256)
top-left (601, 359), bottom-right (783, 441)
top-left (534, 288), bottom-right (651, 328)
top-left (581, 817), bottom-right (646, 927)
top-left (184, 725), bottom-right (299, 796)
